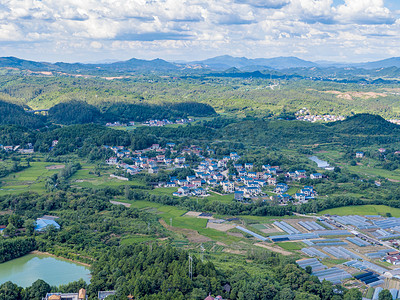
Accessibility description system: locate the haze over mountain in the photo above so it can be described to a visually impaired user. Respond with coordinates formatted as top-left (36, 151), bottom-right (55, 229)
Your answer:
top-left (2, 55), bottom-right (400, 74)
top-left (190, 55), bottom-right (318, 70)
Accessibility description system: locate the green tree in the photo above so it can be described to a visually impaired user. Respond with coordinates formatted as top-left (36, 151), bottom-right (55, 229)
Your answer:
top-left (295, 292), bottom-right (320, 300)
top-left (0, 281), bottom-right (22, 300)
top-left (4, 223), bottom-right (17, 237)
top-left (8, 215), bottom-right (23, 228)
top-left (344, 288), bottom-right (362, 300)
top-left (378, 289), bottom-right (392, 300)
top-left (24, 220), bottom-right (36, 236)
top-left (23, 279), bottom-right (50, 300)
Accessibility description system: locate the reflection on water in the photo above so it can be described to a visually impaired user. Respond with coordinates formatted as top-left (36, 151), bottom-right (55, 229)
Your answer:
top-left (309, 156), bottom-right (330, 168)
top-left (0, 254), bottom-right (90, 288)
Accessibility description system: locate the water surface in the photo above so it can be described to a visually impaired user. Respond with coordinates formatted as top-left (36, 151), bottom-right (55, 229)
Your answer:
top-left (309, 156), bottom-right (330, 168)
top-left (0, 254), bottom-right (90, 287)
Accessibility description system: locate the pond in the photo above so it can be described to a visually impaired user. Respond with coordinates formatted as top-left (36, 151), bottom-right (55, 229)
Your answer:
top-left (0, 254), bottom-right (91, 288)
top-left (308, 156), bottom-right (330, 169)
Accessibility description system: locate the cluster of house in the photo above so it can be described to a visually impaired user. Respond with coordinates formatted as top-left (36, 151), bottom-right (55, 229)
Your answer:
top-left (106, 121), bottom-right (135, 127)
top-left (295, 108), bottom-right (345, 123)
top-left (355, 149), bottom-right (400, 159)
top-left (296, 114), bottom-right (345, 122)
top-left (143, 118), bottom-right (194, 127)
top-left (389, 119), bottom-right (400, 125)
top-left (285, 169), bottom-right (324, 181)
top-left (0, 143), bottom-right (34, 154)
top-left (42, 289), bottom-right (116, 300)
top-left (384, 251), bottom-right (400, 265)
top-left (104, 142), bottom-right (321, 203)
top-left (105, 143), bottom-right (202, 176)
top-left (169, 155), bottom-right (317, 203)
top-left (105, 118), bottom-right (194, 128)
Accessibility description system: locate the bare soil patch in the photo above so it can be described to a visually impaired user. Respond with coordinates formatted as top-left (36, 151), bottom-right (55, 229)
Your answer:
top-left (184, 211), bottom-right (215, 219)
top-left (227, 232), bottom-right (244, 237)
top-left (254, 242), bottom-right (292, 256)
top-left (110, 200), bottom-right (131, 207)
top-left (207, 221), bottom-right (236, 232)
top-left (388, 178), bottom-right (400, 183)
top-left (323, 90), bottom-right (387, 100)
top-left (46, 164), bottom-right (65, 170)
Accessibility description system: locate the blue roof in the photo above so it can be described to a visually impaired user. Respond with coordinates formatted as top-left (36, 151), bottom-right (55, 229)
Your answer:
top-left (35, 218), bottom-right (60, 231)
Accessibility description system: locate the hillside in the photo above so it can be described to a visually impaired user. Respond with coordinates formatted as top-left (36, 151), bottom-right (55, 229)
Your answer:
top-left (0, 101), bottom-right (45, 128)
top-left (327, 113), bottom-right (400, 135)
top-left (222, 114), bottom-right (400, 148)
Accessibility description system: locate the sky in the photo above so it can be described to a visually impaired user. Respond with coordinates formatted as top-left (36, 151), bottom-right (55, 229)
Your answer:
top-left (0, 0), bottom-right (400, 63)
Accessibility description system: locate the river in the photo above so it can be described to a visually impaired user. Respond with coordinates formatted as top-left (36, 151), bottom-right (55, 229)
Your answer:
top-left (0, 254), bottom-right (91, 287)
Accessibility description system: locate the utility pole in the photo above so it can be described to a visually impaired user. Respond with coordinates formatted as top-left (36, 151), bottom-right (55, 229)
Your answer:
top-left (189, 255), bottom-right (193, 280)
top-left (200, 244), bottom-right (205, 262)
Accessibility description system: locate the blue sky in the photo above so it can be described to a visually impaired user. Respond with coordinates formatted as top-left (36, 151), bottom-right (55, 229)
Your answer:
top-left (0, 0), bottom-right (399, 63)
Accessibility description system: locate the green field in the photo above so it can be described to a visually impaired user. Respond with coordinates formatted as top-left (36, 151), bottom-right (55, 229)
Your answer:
top-left (319, 205), bottom-right (400, 217)
top-left (120, 236), bottom-right (157, 245)
top-left (276, 242), bottom-right (305, 251)
top-left (0, 161), bottom-right (64, 195)
top-left (347, 164), bottom-right (400, 181)
top-left (126, 200), bottom-right (241, 244)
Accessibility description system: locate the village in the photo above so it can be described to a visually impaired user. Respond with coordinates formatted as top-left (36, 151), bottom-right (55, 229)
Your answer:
top-left (105, 118), bottom-right (194, 127)
top-left (105, 143), bottom-right (321, 205)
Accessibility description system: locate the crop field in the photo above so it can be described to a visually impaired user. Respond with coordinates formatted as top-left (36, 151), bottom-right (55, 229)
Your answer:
top-left (0, 161), bottom-right (64, 195)
top-left (347, 164), bottom-right (400, 181)
top-left (204, 192), bottom-right (234, 203)
top-left (126, 200), bottom-right (241, 245)
top-left (275, 242), bottom-right (305, 251)
top-left (319, 205), bottom-right (400, 217)
top-left (120, 236), bottom-right (157, 245)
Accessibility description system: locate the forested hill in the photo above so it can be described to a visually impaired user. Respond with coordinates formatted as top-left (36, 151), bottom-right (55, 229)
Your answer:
top-left (0, 101), bottom-right (45, 128)
top-left (221, 114), bottom-right (400, 147)
top-left (49, 101), bottom-right (217, 124)
top-left (2, 56), bottom-right (400, 79)
top-left (0, 100), bottom-right (217, 127)
top-left (1, 111), bottom-right (399, 157)
top-left (326, 113), bottom-right (400, 135)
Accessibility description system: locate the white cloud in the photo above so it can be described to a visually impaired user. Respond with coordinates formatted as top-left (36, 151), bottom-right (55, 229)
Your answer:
top-left (0, 0), bottom-right (398, 62)
top-left (335, 0), bottom-right (395, 24)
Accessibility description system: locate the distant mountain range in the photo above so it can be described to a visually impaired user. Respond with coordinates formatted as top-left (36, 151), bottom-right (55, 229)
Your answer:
top-left (1, 55), bottom-right (400, 74)
top-left (189, 55), bottom-right (318, 70)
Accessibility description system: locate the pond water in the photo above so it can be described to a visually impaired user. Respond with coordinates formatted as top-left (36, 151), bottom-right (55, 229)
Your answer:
top-left (308, 156), bottom-right (330, 168)
top-left (0, 254), bottom-right (90, 288)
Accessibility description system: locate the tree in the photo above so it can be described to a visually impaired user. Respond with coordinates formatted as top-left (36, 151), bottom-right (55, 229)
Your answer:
top-left (24, 220), bottom-right (36, 236)
top-left (278, 287), bottom-right (295, 300)
top-left (344, 288), bottom-right (362, 300)
top-left (8, 215), bottom-right (23, 228)
top-left (378, 289), bottom-right (392, 300)
top-left (0, 281), bottom-right (22, 300)
top-left (295, 292), bottom-right (320, 300)
top-left (4, 223), bottom-right (17, 237)
top-left (23, 279), bottom-right (50, 300)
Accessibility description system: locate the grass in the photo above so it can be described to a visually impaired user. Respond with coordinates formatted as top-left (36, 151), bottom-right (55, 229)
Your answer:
top-left (251, 224), bottom-right (269, 230)
top-left (347, 164), bottom-right (400, 181)
top-left (319, 204), bottom-right (400, 217)
top-left (0, 161), bottom-right (64, 195)
top-left (125, 200), bottom-right (241, 244)
top-left (366, 287), bottom-right (374, 299)
top-left (120, 236), bottom-right (157, 245)
top-left (276, 242), bottom-right (305, 251)
top-left (204, 192), bottom-right (234, 204)
top-left (321, 258), bottom-right (348, 267)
